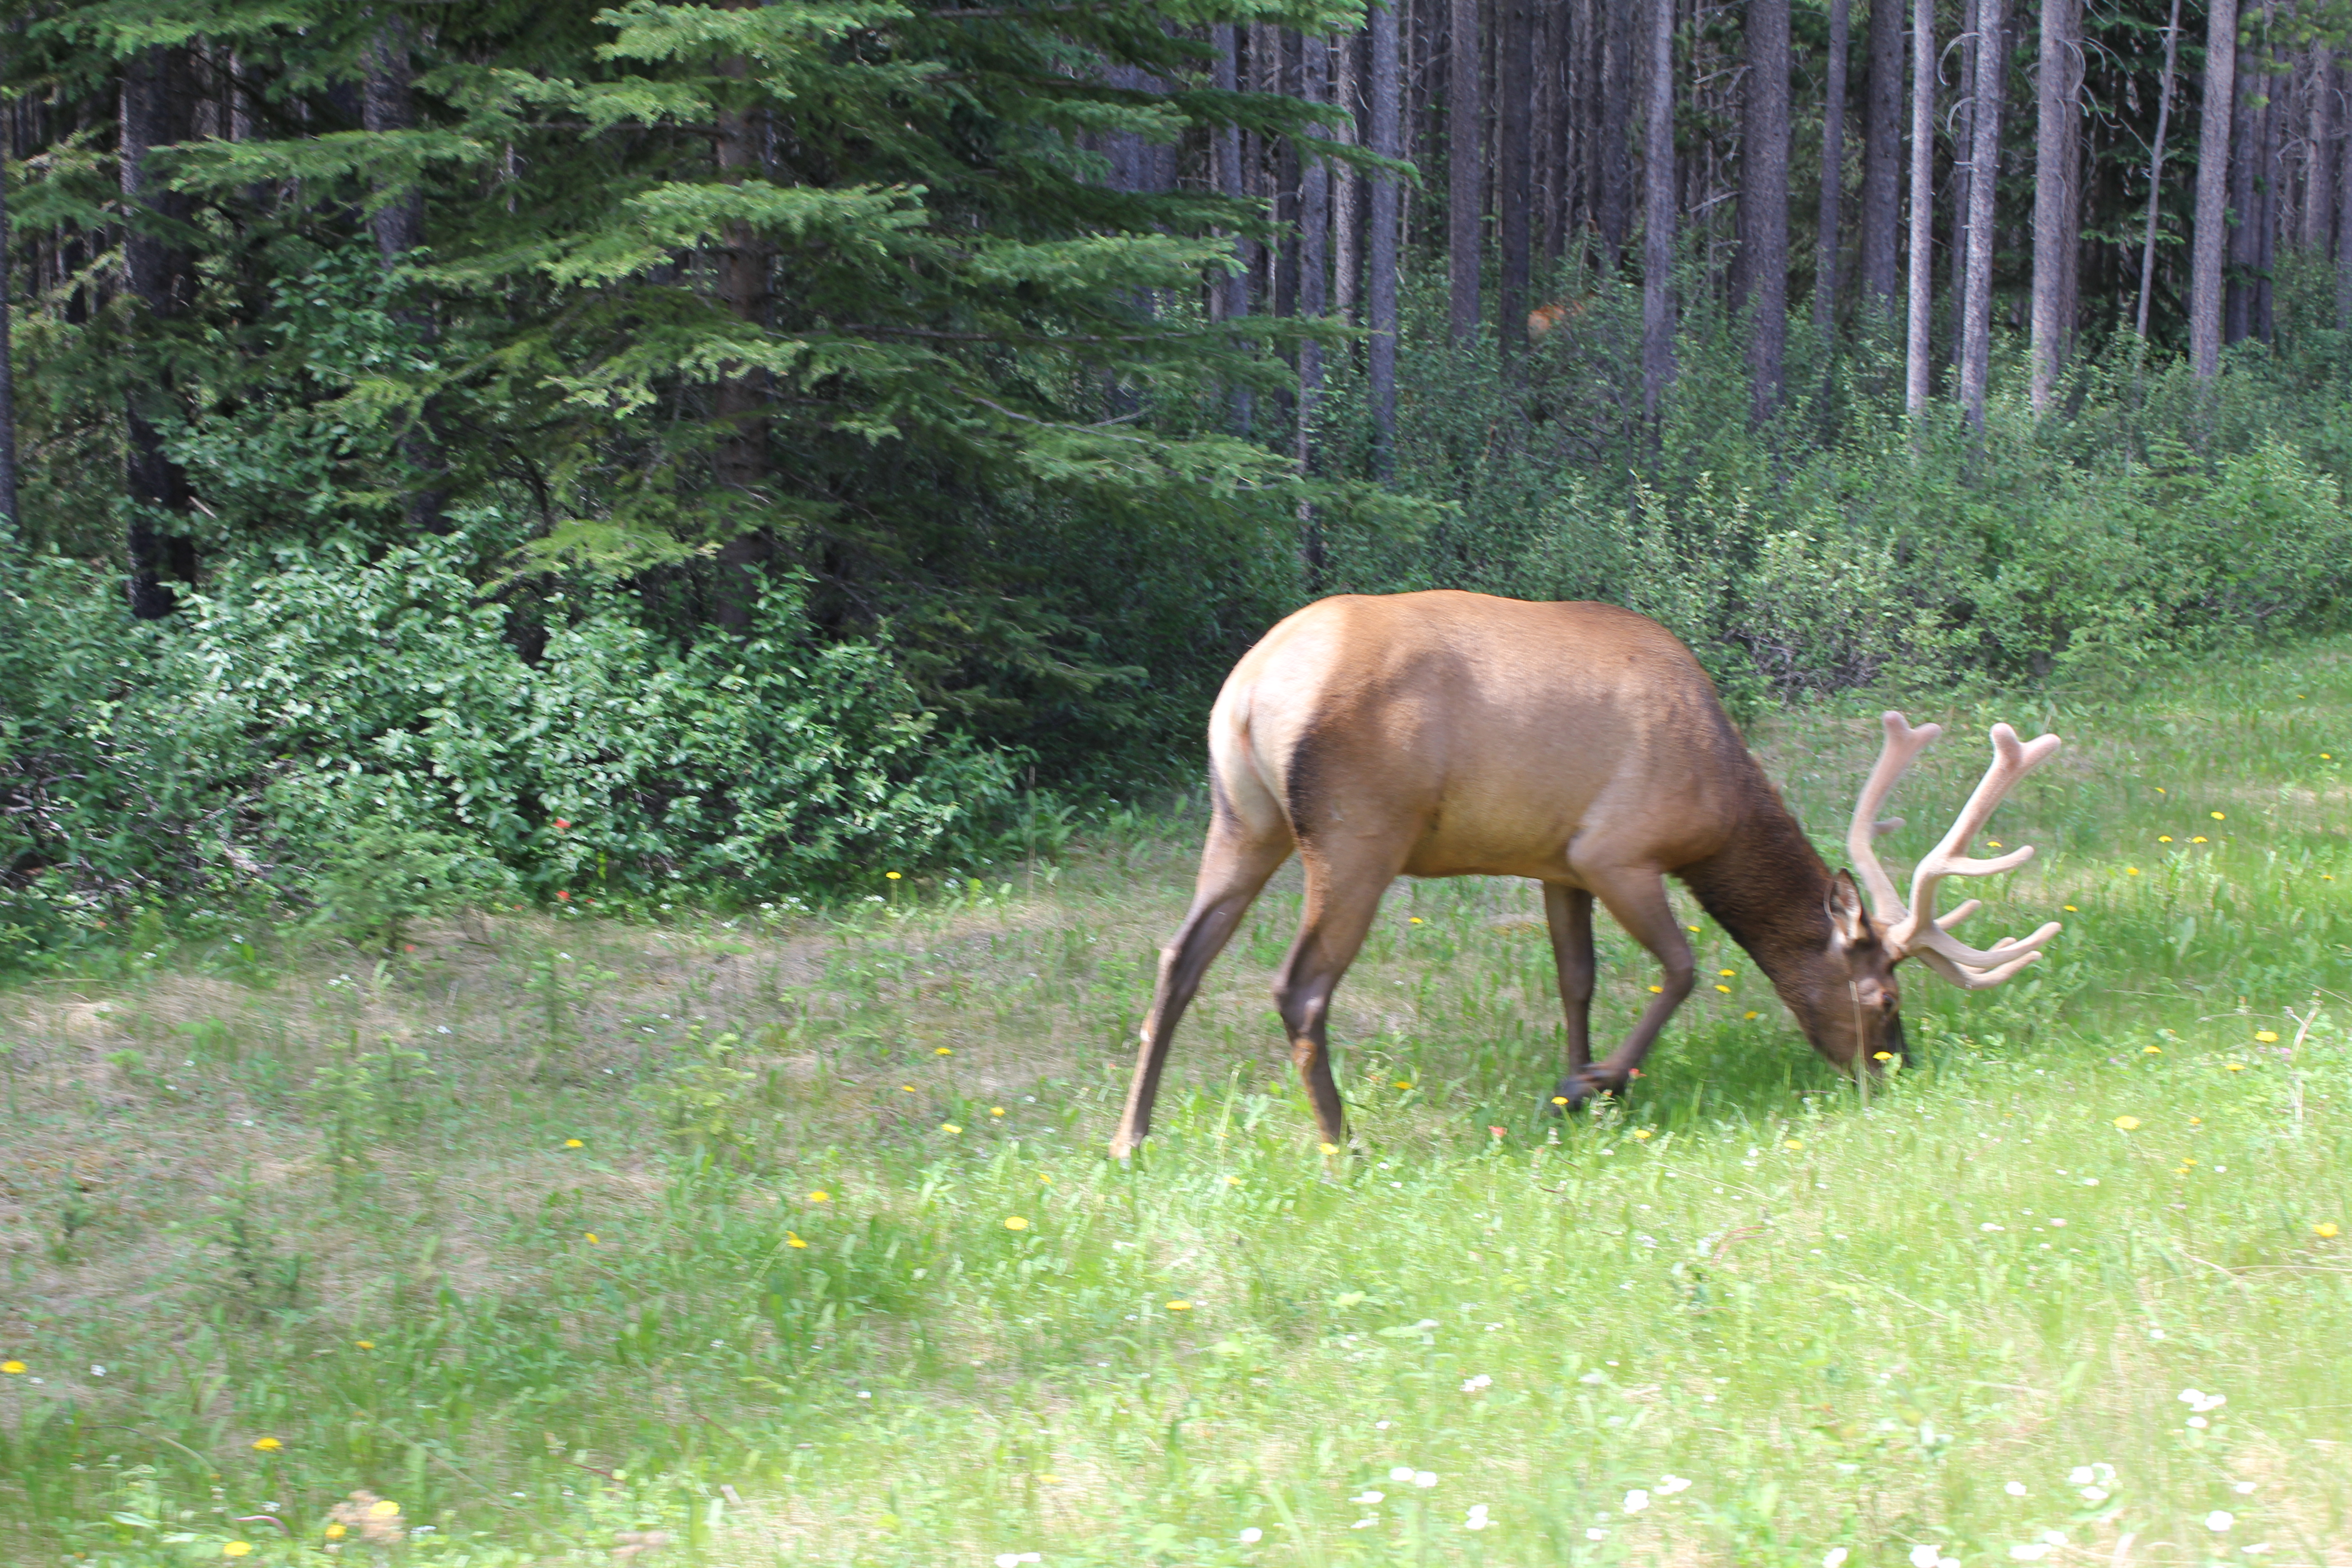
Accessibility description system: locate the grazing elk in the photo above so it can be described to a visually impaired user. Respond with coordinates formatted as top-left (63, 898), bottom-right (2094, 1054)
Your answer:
top-left (1111, 591), bottom-right (2062, 1156)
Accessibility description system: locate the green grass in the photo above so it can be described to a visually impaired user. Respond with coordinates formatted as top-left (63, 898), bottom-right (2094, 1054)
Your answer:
top-left (5, 640), bottom-right (2352, 1567)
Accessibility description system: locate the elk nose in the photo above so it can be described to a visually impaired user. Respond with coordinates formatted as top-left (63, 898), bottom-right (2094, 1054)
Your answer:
top-left (1882, 1012), bottom-right (1909, 1064)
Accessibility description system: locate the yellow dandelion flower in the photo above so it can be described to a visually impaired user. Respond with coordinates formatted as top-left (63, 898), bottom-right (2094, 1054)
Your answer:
top-left (1715, 984), bottom-right (1731, 994)
top-left (885, 871), bottom-right (902, 880)
top-left (1784, 1139), bottom-right (1804, 1150)
top-left (1686, 924), bottom-right (1700, 933)
top-left (222, 1544), bottom-right (253, 1558)
top-left (1873, 1050), bottom-right (1894, 1061)
top-left (1647, 984), bottom-right (1663, 994)
top-left (251, 1437), bottom-right (281, 1452)
top-left (2113, 1116), bottom-right (2141, 1131)
top-left (2211, 811), bottom-right (2225, 820)
top-left (1719, 969), bottom-right (1735, 977)
top-left (1319, 1142), bottom-right (1340, 1155)
top-left (941, 1122), bottom-right (962, 1134)
top-left (1744, 1011), bottom-right (1760, 1020)
top-left (2225, 1063), bottom-right (2246, 1073)
top-left (2192, 836), bottom-right (2208, 843)
top-left (1003, 1215), bottom-right (1029, 1231)
top-left (2156, 787), bottom-right (2166, 793)
top-left (2159, 836), bottom-right (2173, 843)
top-left (787, 1233), bottom-right (808, 1249)
top-left (990, 1106), bottom-right (1005, 1116)
top-left (2145, 1044), bottom-right (2162, 1054)
top-left (2255, 1030), bottom-right (2279, 1043)
top-left (1226, 1175), bottom-right (1242, 1185)
top-left (564, 1138), bottom-right (583, 1148)
top-left (2316, 1222), bottom-right (2340, 1239)
top-left (584, 1232), bottom-right (600, 1244)
top-left (2324, 754), bottom-right (2335, 760)
top-left (1, 1361), bottom-right (24, 1375)
top-left (368, 1501), bottom-right (400, 1519)
top-left (807, 1190), bottom-right (830, 1202)
top-left (355, 1341), bottom-right (373, 1350)
top-left (1166, 1300), bottom-right (1192, 1312)
top-left (935, 1047), bottom-right (953, 1055)
top-left (1632, 1128), bottom-right (1652, 1140)
top-left (1552, 1095), bottom-right (1569, 1106)
top-left (1393, 1079), bottom-right (1413, 1090)
top-left (901, 1084), bottom-right (916, 1093)
top-left (325, 1524), bottom-right (347, 1540)
top-left (2126, 867), bottom-right (2140, 876)
top-left (1408, 916), bottom-right (1424, 925)
top-left (2065, 904), bottom-right (2078, 911)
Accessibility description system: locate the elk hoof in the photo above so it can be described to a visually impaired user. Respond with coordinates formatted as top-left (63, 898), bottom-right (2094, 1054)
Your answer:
top-left (1548, 1069), bottom-right (1622, 1114)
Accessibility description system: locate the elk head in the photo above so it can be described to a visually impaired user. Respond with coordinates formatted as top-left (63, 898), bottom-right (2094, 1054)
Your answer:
top-left (1788, 712), bottom-right (2063, 1070)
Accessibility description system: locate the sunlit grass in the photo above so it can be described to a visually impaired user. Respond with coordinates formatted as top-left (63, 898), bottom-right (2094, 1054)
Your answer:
top-left (3, 642), bottom-right (2350, 1564)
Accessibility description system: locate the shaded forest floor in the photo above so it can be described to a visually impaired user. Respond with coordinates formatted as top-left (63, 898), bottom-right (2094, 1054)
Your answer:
top-left (5, 641), bottom-right (2352, 1565)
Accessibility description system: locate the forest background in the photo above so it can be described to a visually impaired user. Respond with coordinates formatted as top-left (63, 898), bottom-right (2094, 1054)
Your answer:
top-left (9, 0), bottom-right (2352, 960)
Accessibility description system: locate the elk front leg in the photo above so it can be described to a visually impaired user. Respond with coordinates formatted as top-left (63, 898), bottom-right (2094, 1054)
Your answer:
top-left (1551, 866), bottom-right (1693, 1112)
top-left (1112, 823), bottom-right (1289, 1158)
top-left (1543, 883), bottom-right (1597, 1077)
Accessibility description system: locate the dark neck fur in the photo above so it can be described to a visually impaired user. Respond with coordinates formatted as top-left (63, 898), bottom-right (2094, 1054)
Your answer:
top-left (1677, 763), bottom-right (1836, 981)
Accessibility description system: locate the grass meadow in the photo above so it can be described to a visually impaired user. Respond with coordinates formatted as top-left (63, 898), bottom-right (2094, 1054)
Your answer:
top-left (3, 642), bottom-right (2350, 1567)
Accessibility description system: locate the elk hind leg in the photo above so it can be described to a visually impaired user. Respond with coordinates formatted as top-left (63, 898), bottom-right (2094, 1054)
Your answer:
top-left (1274, 846), bottom-right (1400, 1147)
top-left (1543, 884), bottom-right (1597, 1098)
top-left (1112, 819), bottom-right (1290, 1157)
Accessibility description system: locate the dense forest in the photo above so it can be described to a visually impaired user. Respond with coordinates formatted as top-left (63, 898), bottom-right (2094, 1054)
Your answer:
top-left (7, 0), bottom-right (2352, 954)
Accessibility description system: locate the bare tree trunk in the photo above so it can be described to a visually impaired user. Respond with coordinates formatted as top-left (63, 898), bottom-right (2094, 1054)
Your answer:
top-left (1948, 0), bottom-right (1979, 372)
top-left (121, 46), bottom-right (197, 619)
top-left (1499, 0), bottom-right (1534, 353)
top-left (1814, 0), bottom-right (1852, 333)
top-left (1738, 0), bottom-right (1791, 421)
top-left (2029, 0), bottom-right (2077, 409)
top-left (1600, 1), bottom-right (1635, 265)
top-left (2337, 61), bottom-right (2352, 327)
top-left (2136, 0), bottom-right (2182, 337)
top-left (1642, 0), bottom-right (1676, 423)
top-left (1213, 24), bottom-right (1252, 432)
top-left (1906, 0), bottom-right (1936, 409)
top-left (1298, 33), bottom-right (1330, 586)
top-left (1369, 0), bottom-right (1401, 474)
top-left (1448, 0), bottom-right (1481, 341)
top-left (2226, 36), bottom-right (2259, 345)
top-left (2306, 47), bottom-right (2334, 253)
top-left (2254, 45), bottom-right (2282, 342)
top-left (710, 7), bottom-right (772, 634)
top-left (1333, 32), bottom-right (1362, 322)
top-left (0, 77), bottom-right (16, 534)
top-left (2190, 0), bottom-right (2236, 379)
top-left (1957, 0), bottom-right (2006, 427)
top-left (1857, 0), bottom-right (1904, 315)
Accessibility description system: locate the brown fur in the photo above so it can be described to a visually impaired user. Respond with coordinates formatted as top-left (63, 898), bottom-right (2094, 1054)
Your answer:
top-left (1112, 591), bottom-right (1906, 1156)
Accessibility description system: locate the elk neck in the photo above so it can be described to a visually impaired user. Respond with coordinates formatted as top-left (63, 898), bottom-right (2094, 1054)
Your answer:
top-left (1675, 764), bottom-right (1836, 983)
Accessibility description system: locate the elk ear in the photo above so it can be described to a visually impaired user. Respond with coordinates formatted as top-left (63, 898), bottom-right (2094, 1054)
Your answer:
top-left (1826, 869), bottom-right (1869, 945)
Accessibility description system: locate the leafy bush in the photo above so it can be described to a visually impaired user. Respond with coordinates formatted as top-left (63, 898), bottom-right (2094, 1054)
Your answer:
top-left (0, 525), bottom-right (1016, 961)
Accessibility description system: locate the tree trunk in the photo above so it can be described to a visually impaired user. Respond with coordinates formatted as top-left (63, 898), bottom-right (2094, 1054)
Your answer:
top-left (1499, 0), bottom-right (1534, 353)
top-left (2190, 0), bottom-right (2236, 378)
top-left (2136, 0), bottom-right (2182, 338)
top-left (0, 72), bottom-right (17, 534)
top-left (1213, 23), bottom-right (1252, 432)
top-left (1641, 0), bottom-right (1676, 423)
top-left (1369, 0), bottom-right (1401, 474)
top-left (1814, 0), bottom-right (1852, 333)
top-left (2029, 0), bottom-right (2077, 410)
top-left (1738, 0), bottom-right (1791, 421)
top-left (2305, 47), bottom-right (2333, 253)
top-left (1906, 0), bottom-right (1936, 409)
top-left (1298, 33), bottom-right (1330, 585)
top-left (121, 46), bottom-right (197, 620)
top-left (2254, 49), bottom-right (2282, 342)
top-left (710, 9), bottom-right (772, 634)
top-left (1947, 0), bottom-right (1977, 372)
top-left (2337, 61), bottom-right (2352, 327)
top-left (1857, 0), bottom-right (1905, 314)
top-left (1333, 33), bottom-right (1362, 323)
top-left (1599, 0), bottom-right (1635, 265)
top-left (1447, 0), bottom-right (1481, 341)
top-left (2226, 38), bottom-right (2258, 345)
top-left (1957, 0), bottom-right (2005, 428)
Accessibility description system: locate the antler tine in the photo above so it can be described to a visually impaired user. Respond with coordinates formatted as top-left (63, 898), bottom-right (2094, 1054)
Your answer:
top-left (1887, 722), bottom-right (2064, 980)
top-left (1845, 711), bottom-right (1943, 920)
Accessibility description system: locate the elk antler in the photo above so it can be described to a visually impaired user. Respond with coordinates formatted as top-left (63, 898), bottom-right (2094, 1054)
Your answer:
top-left (1844, 711), bottom-right (2064, 989)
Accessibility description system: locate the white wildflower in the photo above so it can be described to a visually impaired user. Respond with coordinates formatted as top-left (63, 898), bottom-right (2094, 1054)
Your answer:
top-left (1655, 1474), bottom-right (1691, 1495)
top-left (1622, 1489), bottom-right (1649, 1514)
top-left (2205, 1511), bottom-right (2234, 1532)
